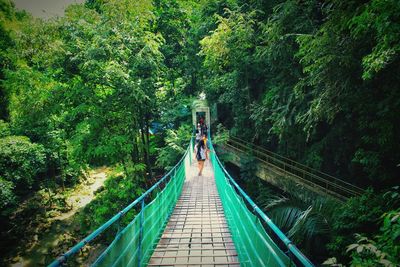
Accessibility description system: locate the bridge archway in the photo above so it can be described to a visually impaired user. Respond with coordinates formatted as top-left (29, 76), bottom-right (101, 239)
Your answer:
top-left (192, 99), bottom-right (210, 129)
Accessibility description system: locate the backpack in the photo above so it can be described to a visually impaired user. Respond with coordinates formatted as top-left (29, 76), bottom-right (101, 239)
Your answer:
top-left (196, 146), bottom-right (206, 160)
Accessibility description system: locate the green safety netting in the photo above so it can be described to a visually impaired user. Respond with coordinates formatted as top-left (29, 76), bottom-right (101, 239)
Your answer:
top-left (91, 142), bottom-right (193, 267)
top-left (209, 140), bottom-right (294, 267)
top-left (51, 136), bottom-right (312, 267)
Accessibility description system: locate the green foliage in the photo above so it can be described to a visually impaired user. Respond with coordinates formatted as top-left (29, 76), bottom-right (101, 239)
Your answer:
top-left (328, 188), bottom-right (400, 263)
top-left (256, 185), bottom-right (332, 261)
top-left (377, 210), bottom-right (400, 264)
top-left (346, 209), bottom-right (400, 267)
top-left (0, 135), bottom-right (46, 216)
top-left (199, 0), bottom-right (400, 187)
top-left (199, 9), bottom-right (257, 138)
top-left (154, 0), bottom-right (188, 71)
top-left (0, 0), bottom-right (20, 121)
top-left (1, 0), bottom-right (171, 190)
top-left (212, 123), bottom-right (229, 145)
top-left (4, 65), bottom-right (60, 143)
top-left (155, 81), bottom-right (193, 127)
top-left (294, 0), bottom-right (400, 183)
top-left (239, 155), bottom-right (257, 182)
top-left (80, 169), bottom-right (145, 236)
top-left (0, 120), bottom-right (10, 137)
top-left (0, 136), bottom-right (45, 191)
top-left (1, 0), bottom-right (399, 264)
top-left (156, 124), bottom-right (191, 170)
top-left (0, 0), bottom-right (187, 263)
top-left (0, 177), bottom-right (15, 210)
top-left (349, 0), bottom-right (400, 80)
top-left (58, 2), bottom-right (164, 167)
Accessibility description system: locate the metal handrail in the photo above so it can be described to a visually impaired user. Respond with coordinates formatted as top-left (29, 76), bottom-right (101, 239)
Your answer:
top-left (227, 142), bottom-right (359, 197)
top-left (227, 136), bottom-right (364, 198)
top-left (224, 143), bottom-right (349, 201)
top-left (48, 143), bottom-right (190, 267)
top-left (230, 136), bottom-right (363, 188)
top-left (225, 141), bottom-right (360, 199)
top-left (210, 139), bottom-right (314, 267)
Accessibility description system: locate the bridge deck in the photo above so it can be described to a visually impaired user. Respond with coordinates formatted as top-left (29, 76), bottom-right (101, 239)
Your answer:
top-left (148, 159), bottom-right (239, 266)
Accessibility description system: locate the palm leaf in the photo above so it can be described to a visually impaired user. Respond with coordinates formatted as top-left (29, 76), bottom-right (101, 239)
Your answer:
top-left (256, 184), bottom-right (332, 255)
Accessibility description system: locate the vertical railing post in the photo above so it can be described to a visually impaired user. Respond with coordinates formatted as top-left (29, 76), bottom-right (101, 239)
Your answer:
top-left (138, 199), bottom-right (145, 267)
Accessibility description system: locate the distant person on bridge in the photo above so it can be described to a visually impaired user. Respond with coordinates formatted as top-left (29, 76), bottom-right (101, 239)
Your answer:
top-left (195, 129), bottom-right (201, 145)
top-left (199, 116), bottom-right (204, 125)
top-left (202, 133), bottom-right (210, 160)
top-left (195, 139), bottom-right (207, 176)
top-left (201, 123), bottom-right (208, 136)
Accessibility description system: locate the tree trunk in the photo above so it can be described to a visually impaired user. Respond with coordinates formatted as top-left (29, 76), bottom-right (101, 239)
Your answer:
top-left (140, 124), bottom-right (152, 179)
top-left (145, 117), bottom-right (153, 178)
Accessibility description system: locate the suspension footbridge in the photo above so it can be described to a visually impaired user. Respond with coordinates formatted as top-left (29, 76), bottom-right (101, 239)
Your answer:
top-left (49, 135), bottom-right (314, 267)
top-left (49, 99), bottom-right (316, 267)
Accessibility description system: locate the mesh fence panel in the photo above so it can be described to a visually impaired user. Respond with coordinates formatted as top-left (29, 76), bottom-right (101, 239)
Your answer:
top-left (210, 141), bottom-right (293, 267)
top-left (92, 152), bottom-right (188, 267)
top-left (82, 137), bottom-right (299, 267)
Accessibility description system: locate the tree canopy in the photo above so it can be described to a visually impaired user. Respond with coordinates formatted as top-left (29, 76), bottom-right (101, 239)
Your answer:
top-left (0, 0), bottom-right (399, 265)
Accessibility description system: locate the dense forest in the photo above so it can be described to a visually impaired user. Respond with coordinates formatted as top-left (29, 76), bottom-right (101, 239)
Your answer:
top-left (0, 0), bottom-right (399, 266)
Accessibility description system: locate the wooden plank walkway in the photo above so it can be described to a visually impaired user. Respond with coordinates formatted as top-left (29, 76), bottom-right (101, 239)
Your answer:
top-left (148, 159), bottom-right (239, 266)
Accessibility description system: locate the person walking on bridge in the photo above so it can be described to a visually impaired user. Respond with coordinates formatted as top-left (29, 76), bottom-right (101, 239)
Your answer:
top-left (195, 139), bottom-right (207, 176)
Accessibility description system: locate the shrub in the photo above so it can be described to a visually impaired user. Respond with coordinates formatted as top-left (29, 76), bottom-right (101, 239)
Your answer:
top-left (0, 177), bottom-right (15, 212)
top-left (0, 120), bottom-right (10, 138)
top-left (156, 124), bottom-right (191, 170)
top-left (0, 136), bottom-right (46, 192)
top-left (79, 166), bottom-right (146, 240)
top-left (347, 209), bottom-right (400, 267)
top-left (328, 188), bottom-right (400, 263)
top-left (213, 123), bottom-right (229, 145)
